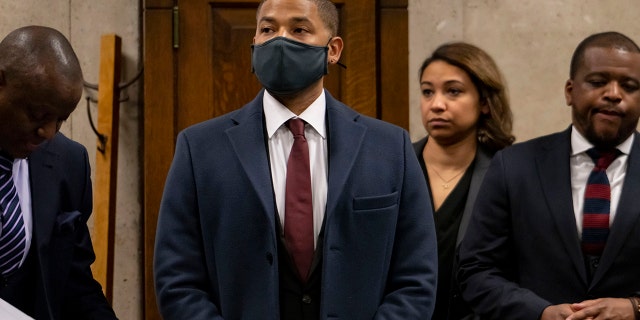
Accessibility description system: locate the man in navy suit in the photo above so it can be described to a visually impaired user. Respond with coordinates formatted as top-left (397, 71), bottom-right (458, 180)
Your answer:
top-left (153, 0), bottom-right (437, 319)
top-left (0, 26), bottom-right (117, 319)
top-left (458, 32), bottom-right (640, 320)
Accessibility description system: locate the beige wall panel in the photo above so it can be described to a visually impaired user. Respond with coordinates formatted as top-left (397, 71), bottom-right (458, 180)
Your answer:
top-left (70, 1), bottom-right (141, 320)
top-left (0, 1), bottom-right (69, 34)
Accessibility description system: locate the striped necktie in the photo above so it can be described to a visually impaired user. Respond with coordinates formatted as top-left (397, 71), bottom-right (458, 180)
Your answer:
top-left (0, 154), bottom-right (26, 275)
top-left (581, 148), bottom-right (620, 256)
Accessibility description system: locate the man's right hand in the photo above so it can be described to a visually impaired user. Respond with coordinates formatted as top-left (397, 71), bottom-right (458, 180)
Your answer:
top-left (540, 304), bottom-right (575, 320)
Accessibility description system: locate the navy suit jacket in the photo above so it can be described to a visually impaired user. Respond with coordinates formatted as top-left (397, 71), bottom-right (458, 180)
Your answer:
top-left (27, 133), bottom-right (116, 319)
top-left (458, 128), bottom-right (640, 320)
top-left (154, 90), bottom-right (438, 319)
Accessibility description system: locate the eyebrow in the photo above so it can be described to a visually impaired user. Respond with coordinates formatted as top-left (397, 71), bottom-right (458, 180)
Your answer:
top-left (258, 16), bottom-right (312, 24)
top-left (420, 79), bottom-right (465, 86)
top-left (586, 71), bottom-right (639, 79)
top-left (290, 16), bottom-right (311, 24)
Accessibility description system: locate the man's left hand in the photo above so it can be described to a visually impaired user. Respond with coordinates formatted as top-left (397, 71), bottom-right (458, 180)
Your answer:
top-left (566, 298), bottom-right (634, 320)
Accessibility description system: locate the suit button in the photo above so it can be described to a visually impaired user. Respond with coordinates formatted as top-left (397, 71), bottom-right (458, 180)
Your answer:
top-left (266, 253), bottom-right (273, 265)
top-left (302, 295), bottom-right (312, 304)
top-left (592, 258), bottom-right (599, 269)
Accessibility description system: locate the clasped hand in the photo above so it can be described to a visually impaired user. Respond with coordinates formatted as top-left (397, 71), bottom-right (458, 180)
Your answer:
top-left (541, 298), bottom-right (634, 320)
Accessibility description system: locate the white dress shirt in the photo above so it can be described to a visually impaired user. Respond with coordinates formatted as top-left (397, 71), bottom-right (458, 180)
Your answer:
top-left (570, 126), bottom-right (632, 236)
top-left (264, 91), bottom-right (328, 248)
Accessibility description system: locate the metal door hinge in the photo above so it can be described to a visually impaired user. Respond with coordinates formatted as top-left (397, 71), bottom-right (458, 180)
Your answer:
top-left (172, 6), bottom-right (179, 49)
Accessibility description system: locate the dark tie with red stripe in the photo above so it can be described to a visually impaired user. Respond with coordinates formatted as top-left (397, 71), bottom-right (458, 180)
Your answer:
top-left (582, 148), bottom-right (619, 256)
top-left (284, 118), bottom-right (314, 282)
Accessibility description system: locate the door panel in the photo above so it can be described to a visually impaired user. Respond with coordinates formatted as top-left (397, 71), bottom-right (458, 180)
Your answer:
top-left (211, 7), bottom-right (263, 117)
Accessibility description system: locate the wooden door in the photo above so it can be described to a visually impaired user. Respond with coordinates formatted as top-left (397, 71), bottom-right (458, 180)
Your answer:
top-left (143, 0), bottom-right (407, 318)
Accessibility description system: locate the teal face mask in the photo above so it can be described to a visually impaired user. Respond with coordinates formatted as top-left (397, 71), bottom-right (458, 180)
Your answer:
top-left (251, 36), bottom-right (328, 95)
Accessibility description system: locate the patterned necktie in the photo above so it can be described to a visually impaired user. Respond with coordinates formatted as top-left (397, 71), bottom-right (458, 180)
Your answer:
top-left (582, 148), bottom-right (619, 256)
top-left (284, 118), bottom-right (314, 282)
top-left (0, 154), bottom-right (26, 275)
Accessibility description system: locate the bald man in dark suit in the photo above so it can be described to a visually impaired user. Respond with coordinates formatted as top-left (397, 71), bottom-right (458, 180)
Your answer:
top-left (0, 26), bottom-right (117, 319)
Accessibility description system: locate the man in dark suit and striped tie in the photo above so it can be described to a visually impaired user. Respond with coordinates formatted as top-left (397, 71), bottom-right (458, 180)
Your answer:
top-left (458, 31), bottom-right (640, 320)
top-left (0, 26), bottom-right (117, 319)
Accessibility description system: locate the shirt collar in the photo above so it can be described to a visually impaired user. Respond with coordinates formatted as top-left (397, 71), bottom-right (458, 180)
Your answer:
top-left (264, 90), bottom-right (327, 139)
top-left (571, 125), bottom-right (634, 156)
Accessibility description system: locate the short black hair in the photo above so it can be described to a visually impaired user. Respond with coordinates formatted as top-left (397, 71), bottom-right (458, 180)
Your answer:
top-left (256, 0), bottom-right (339, 37)
top-left (569, 31), bottom-right (640, 79)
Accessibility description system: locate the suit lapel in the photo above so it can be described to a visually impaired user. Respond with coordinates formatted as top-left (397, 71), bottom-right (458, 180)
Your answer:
top-left (225, 92), bottom-right (277, 228)
top-left (591, 132), bottom-right (640, 286)
top-left (27, 142), bottom-right (58, 319)
top-left (229, 90), bottom-right (367, 278)
top-left (537, 128), bottom-right (588, 283)
top-left (324, 92), bottom-right (366, 221)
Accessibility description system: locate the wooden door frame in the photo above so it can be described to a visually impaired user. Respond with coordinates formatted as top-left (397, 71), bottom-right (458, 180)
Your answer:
top-left (143, 1), bottom-right (407, 318)
top-left (143, 2), bottom-right (174, 320)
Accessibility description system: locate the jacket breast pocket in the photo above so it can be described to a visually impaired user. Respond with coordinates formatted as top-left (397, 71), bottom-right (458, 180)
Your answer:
top-left (352, 191), bottom-right (398, 212)
top-left (55, 210), bottom-right (83, 235)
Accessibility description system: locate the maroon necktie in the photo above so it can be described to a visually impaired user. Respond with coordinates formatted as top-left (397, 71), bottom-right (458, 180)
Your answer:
top-left (284, 118), bottom-right (314, 282)
top-left (582, 148), bottom-right (619, 256)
